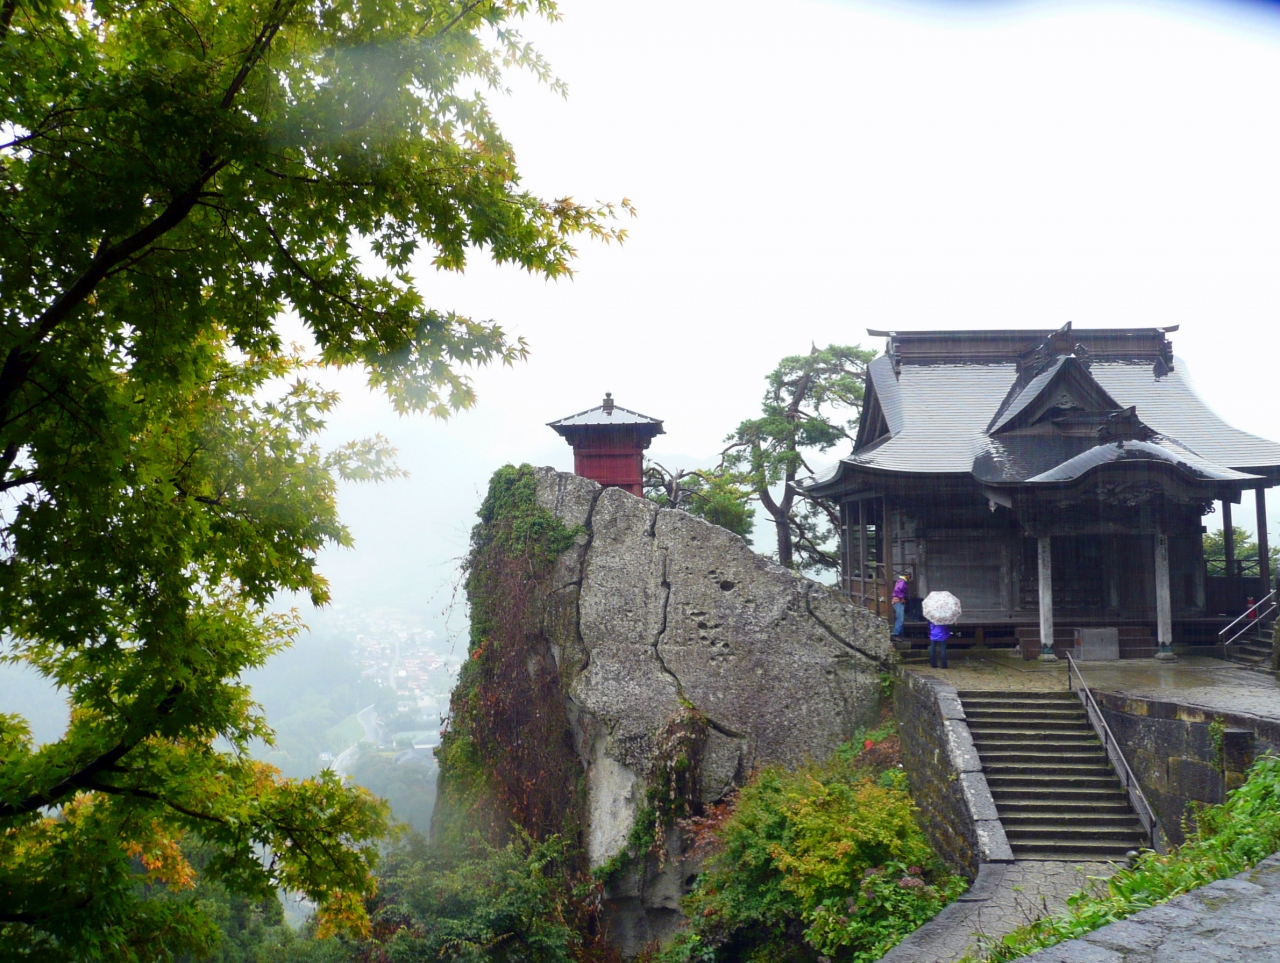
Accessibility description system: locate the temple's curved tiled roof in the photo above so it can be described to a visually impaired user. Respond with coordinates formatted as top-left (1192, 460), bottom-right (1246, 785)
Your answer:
top-left (804, 328), bottom-right (1280, 495)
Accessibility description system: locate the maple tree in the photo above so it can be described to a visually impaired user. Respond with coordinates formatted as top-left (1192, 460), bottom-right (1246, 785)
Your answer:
top-left (0, 0), bottom-right (626, 955)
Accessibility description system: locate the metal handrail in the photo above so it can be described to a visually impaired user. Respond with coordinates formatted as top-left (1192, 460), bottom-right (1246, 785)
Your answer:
top-left (1219, 589), bottom-right (1278, 648)
top-left (1066, 653), bottom-right (1166, 854)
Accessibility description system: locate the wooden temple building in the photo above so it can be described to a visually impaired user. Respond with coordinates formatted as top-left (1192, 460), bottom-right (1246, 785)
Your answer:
top-left (802, 325), bottom-right (1280, 660)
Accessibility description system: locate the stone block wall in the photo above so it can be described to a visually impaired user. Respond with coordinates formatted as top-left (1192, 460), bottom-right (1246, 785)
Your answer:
top-left (894, 670), bottom-right (1013, 877)
top-left (1096, 691), bottom-right (1280, 845)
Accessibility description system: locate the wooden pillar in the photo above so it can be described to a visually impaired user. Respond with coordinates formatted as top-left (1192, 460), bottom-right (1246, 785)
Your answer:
top-left (1257, 487), bottom-right (1271, 592)
top-left (1193, 533), bottom-right (1207, 611)
top-left (858, 500), bottom-right (868, 607)
top-left (1154, 531), bottom-right (1177, 661)
top-left (1106, 534), bottom-right (1121, 612)
top-left (1223, 500), bottom-right (1235, 577)
top-left (1037, 536), bottom-right (1058, 662)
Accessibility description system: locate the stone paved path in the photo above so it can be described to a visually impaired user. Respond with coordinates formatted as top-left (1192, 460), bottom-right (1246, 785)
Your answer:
top-left (879, 860), bottom-right (1117, 963)
top-left (1007, 851), bottom-right (1280, 962)
top-left (911, 654), bottom-right (1280, 723)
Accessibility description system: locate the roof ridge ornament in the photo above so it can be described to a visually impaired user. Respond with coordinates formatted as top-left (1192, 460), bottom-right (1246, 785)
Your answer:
top-left (603, 391), bottom-right (615, 415)
top-left (1031, 322), bottom-right (1095, 374)
top-left (1097, 406), bottom-right (1154, 444)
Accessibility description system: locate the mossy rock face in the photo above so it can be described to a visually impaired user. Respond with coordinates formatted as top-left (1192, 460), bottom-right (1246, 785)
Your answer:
top-left (432, 465), bottom-right (587, 855)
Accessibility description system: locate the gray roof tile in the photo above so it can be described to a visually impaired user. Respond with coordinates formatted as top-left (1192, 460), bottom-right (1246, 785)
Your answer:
top-left (807, 335), bottom-right (1280, 492)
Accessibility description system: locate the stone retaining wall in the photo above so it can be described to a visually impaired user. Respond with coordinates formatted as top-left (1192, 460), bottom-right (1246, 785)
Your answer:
top-left (894, 671), bottom-right (1013, 877)
top-left (1095, 690), bottom-right (1280, 845)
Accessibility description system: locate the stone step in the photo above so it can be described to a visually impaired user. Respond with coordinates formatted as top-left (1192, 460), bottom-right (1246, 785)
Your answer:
top-left (1006, 829), bottom-right (1145, 848)
top-left (957, 690), bottom-right (1078, 701)
top-left (962, 717), bottom-right (1085, 727)
top-left (965, 709), bottom-right (1087, 723)
top-left (972, 737), bottom-right (1105, 752)
top-left (984, 761), bottom-right (1112, 776)
top-left (1228, 643), bottom-right (1270, 661)
top-left (990, 789), bottom-right (1133, 808)
top-left (1001, 814), bottom-right (1143, 830)
top-left (986, 773), bottom-right (1122, 790)
top-left (965, 701), bottom-right (1085, 712)
top-left (1009, 841), bottom-right (1138, 860)
top-left (979, 750), bottom-right (1107, 765)
top-left (997, 798), bottom-right (1134, 815)
top-left (971, 730), bottom-right (1102, 746)
top-left (968, 717), bottom-right (1093, 731)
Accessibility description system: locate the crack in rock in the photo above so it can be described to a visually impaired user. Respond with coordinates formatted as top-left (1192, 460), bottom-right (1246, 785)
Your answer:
top-left (803, 583), bottom-right (891, 668)
top-left (650, 550), bottom-right (686, 702)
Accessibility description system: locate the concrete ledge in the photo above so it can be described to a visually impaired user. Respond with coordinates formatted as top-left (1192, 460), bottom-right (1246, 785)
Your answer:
top-left (878, 862), bottom-right (1009, 963)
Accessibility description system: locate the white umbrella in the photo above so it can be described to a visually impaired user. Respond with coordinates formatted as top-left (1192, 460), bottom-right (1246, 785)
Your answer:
top-left (922, 591), bottom-right (962, 626)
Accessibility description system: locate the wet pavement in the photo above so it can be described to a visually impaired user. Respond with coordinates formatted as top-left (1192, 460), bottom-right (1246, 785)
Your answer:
top-left (908, 653), bottom-right (1280, 723)
top-left (879, 860), bottom-right (1116, 963)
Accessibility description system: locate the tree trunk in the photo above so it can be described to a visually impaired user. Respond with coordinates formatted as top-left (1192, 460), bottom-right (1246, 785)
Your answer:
top-left (775, 511), bottom-right (793, 568)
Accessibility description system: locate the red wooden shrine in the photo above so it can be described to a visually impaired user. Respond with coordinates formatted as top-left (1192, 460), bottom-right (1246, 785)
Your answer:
top-left (548, 393), bottom-right (664, 496)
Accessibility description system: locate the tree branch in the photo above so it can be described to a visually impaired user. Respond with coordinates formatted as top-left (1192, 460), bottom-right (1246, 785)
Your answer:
top-left (0, 471), bottom-right (38, 491)
top-left (0, 0), bottom-right (297, 418)
top-left (0, 159), bottom-right (230, 418)
top-left (85, 781), bottom-right (226, 824)
top-left (0, 685), bottom-right (182, 820)
top-left (0, 0), bottom-right (17, 43)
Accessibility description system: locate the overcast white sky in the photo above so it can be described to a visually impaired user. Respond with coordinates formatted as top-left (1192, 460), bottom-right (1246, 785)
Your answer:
top-left (309, 0), bottom-right (1280, 640)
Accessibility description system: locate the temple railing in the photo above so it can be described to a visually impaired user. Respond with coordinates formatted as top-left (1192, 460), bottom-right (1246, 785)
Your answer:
top-left (1066, 653), bottom-right (1166, 854)
top-left (1219, 589), bottom-right (1277, 648)
top-left (1204, 554), bottom-right (1264, 578)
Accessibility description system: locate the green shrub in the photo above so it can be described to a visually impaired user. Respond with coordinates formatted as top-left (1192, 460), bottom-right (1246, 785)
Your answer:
top-left (375, 831), bottom-right (586, 963)
top-left (663, 733), bottom-right (965, 963)
top-left (971, 752), bottom-right (1280, 962)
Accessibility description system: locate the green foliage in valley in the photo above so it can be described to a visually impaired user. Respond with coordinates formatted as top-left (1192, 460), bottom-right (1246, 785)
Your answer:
top-left (247, 635), bottom-right (388, 780)
top-left (657, 727), bottom-right (966, 963)
top-left (969, 753), bottom-right (1280, 962)
top-left (273, 831), bottom-right (621, 963)
top-left (0, 0), bottom-right (626, 951)
top-left (348, 746), bottom-right (437, 836)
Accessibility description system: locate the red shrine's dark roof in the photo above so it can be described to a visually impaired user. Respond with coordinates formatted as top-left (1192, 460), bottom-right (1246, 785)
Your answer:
top-left (548, 393), bottom-right (665, 434)
top-left (804, 325), bottom-right (1280, 495)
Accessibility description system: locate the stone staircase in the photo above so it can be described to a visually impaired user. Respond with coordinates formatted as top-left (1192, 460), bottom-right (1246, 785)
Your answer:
top-left (1225, 620), bottom-right (1274, 667)
top-left (959, 689), bottom-right (1148, 861)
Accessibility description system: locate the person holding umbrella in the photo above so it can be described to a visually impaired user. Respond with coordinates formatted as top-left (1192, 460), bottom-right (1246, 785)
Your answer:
top-left (921, 591), bottom-right (962, 670)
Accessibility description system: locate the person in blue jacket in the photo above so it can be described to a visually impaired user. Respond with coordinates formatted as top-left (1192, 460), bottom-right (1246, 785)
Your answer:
top-left (929, 621), bottom-right (950, 669)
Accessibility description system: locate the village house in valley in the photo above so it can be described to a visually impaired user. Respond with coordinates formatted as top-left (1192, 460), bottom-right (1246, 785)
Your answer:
top-left (803, 324), bottom-right (1280, 661)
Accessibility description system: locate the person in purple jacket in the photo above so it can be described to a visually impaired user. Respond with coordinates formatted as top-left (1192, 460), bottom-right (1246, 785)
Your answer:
top-left (929, 621), bottom-right (950, 669)
top-left (891, 572), bottom-right (911, 639)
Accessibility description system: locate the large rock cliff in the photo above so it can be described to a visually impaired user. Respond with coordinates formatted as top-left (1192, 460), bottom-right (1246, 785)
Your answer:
top-left (531, 468), bottom-right (893, 953)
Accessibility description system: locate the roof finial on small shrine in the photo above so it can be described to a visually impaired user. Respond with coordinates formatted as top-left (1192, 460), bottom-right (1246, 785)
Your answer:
top-left (603, 391), bottom-right (615, 415)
